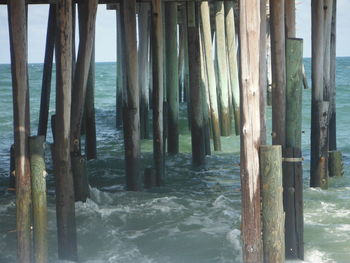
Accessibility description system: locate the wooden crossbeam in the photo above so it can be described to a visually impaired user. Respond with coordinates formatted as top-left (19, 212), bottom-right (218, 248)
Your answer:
top-left (0, 0), bottom-right (236, 4)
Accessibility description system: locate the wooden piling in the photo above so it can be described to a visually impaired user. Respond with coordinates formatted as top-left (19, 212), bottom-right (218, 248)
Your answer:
top-left (187, 2), bottom-right (206, 167)
top-left (8, 1), bottom-right (32, 262)
top-left (116, 8), bottom-right (124, 129)
top-left (120, 0), bottom-right (141, 190)
top-left (311, 0), bottom-right (328, 189)
top-left (323, 0), bottom-right (333, 104)
top-left (260, 0), bottom-right (267, 144)
top-left (38, 4), bottom-right (55, 138)
top-left (29, 136), bottom-right (48, 263)
top-left (84, 44), bottom-right (97, 160)
top-left (329, 0), bottom-right (337, 151)
top-left (224, 2), bottom-right (240, 136)
top-left (71, 154), bottom-right (90, 201)
top-left (138, 2), bottom-right (151, 140)
top-left (151, 0), bottom-right (164, 186)
top-left (285, 38), bottom-right (304, 260)
top-left (239, 0), bottom-right (263, 261)
top-left (260, 145), bottom-right (285, 263)
top-left (54, 0), bottom-right (77, 260)
top-left (199, 2), bottom-right (221, 151)
top-left (214, 2), bottom-right (231, 136)
top-left (270, 0), bottom-right (286, 147)
top-left (329, 151), bottom-right (344, 177)
top-left (165, 2), bottom-right (179, 154)
top-left (9, 145), bottom-right (16, 189)
top-left (144, 167), bottom-right (156, 189)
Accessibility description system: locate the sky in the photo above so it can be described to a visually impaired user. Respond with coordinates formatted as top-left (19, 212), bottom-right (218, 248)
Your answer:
top-left (0, 1), bottom-right (350, 64)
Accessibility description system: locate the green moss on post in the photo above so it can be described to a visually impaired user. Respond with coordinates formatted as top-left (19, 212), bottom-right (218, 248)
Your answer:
top-left (29, 136), bottom-right (48, 263)
top-left (260, 145), bottom-right (285, 263)
top-left (329, 150), bottom-right (344, 177)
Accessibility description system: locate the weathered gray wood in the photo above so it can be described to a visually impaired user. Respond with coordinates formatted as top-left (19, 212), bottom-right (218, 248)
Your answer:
top-left (29, 136), bottom-right (48, 263)
top-left (270, 0), bottom-right (286, 147)
top-left (215, 2), bottom-right (231, 136)
top-left (71, 154), bottom-right (90, 201)
top-left (120, 0), bottom-right (141, 190)
top-left (38, 4), bottom-right (56, 138)
top-left (310, 101), bottom-right (329, 189)
top-left (54, 0), bottom-right (77, 260)
top-left (151, 0), bottom-right (164, 186)
top-left (286, 38), bottom-right (303, 149)
top-left (84, 44), bottom-right (97, 160)
top-left (259, 0), bottom-right (267, 144)
top-left (260, 145), bottom-right (285, 263)
top-left (224, 1), bottom-right (240, 136)
top-left (138, 2), bottom-right (151, 139)
top-left (285, 0), bottom-right (295, 38)
top-left (283, 147), bottom-right (304, 259)
top-left (9, 145), bottom-right (16, 189)
top-left (323, 0), bottom-right (333, 102)
top-left (239, 0), bottom-right (263, 261)
top-left (116, 8), bottom-right (124, 129)
top-left (199, 2), bottom-right (221, 151)
top-left (329, 151), bottom-right (343, 177)
top-left (8, 1), bottom-right (32, 262)
top-left (187, 2), bottom-right (206, 167)
top-left (329, 0), bottom-right (337, 151)
top-left (70, 0), bottom-right (98, 154)
top-left (165, 2), bottom-right (179, 154)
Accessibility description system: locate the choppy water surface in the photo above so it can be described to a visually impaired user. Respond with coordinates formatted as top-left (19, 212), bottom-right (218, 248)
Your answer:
top-left (0, 59), bottom-right (349, 262)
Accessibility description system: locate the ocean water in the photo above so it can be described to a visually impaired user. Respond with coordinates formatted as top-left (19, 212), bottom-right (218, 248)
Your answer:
top-left (0, 58), bottom-right (349, 263)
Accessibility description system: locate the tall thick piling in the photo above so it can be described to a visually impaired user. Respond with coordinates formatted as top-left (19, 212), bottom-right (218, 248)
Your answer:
top-left (116, 8), bottom-right (124, 129)
top-left (214, 2), bottom-right (231, 136)
top-left (224, 2), bottom-right (240, 136)
top-left (165, 2), bottom-right (179, 154)
top-left (260, 0), bottom-right (267, 144)
top-left (29, 136), bottom-right (48, 263)
top-left (187, 2), bottom-right (206, 167)
top-left (260, 145), bottom-right (285, 263)
top-left (200, 2), bottom-right (221, 151)
top-left (285, 38), bottom-right (304, 259)
top-left (311, 0), bottom-right (328, 188)
top-left (8, 1), bottom-right (32, 261)
top-left (54, 0), bottom-right (77, 260)
top-left (239, 0), bottom-right (263, 261)
top-left (151, 0), bottom-right (164, 186)
top-left (270, 0), bottom-right (286, 147)
top-left (38, 4), bottom-right (55, 138)
top-left (138, 2), bottom-right (151, 140)
top-left (120, 0), bottom-right (141, 190)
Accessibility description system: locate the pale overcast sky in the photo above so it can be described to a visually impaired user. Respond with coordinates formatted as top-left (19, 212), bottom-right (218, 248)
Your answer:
top-left (0, 1), bottom-right (349, 64)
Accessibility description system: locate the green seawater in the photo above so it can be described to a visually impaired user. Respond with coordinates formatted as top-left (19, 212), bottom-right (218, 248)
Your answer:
top-left (0, 59), bottom-right (349, 262)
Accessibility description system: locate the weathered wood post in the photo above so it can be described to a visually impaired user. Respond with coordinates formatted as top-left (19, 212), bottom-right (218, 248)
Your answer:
top-left (260, 0), bottom-right (267, 144)
top-left (239, 0), bottom-right (263, 261)
top-left (329, 151), bottom-right (344, 177)
top-left (224, 1), bottom-right (240, 136)
top-left (165, 2), bottom-right (179, 154)
top-left (151, 0), bottom-right (164, 186)
top-left (270, 0), bottom-right (286, 147)
top-left (54, 0), bottom-right (77, 260)
top-left (138, 2), bottom-right (151, 140)
top-left (199, 2), bottom-right (221, 151)
top-left (329, 0), bottom-right (337, 151)
top-left (120, 0), bottom-right (141, 190)
top-left (38, 4), bottom-right (55, 138)
top-left (29, 136), bottom-right (48, 263)
top-left (9, 145), bottom-right (16, 189)
top-left (311, 0), bottom-right (329, 189)
top-left (84, 44), bottom-right (97, 160)
top-left (215, 2), bottom-right (231, 136)
top-left (8, 1), bottom-right (32, 261)
top-left (116, 7), bottom-right (124, 129)
top-left (187, 2), bottom-right (206, 167)
top-left (285, 38), bottom-right (304, 259)
top-left (260, 145), bottom-right (285, 263)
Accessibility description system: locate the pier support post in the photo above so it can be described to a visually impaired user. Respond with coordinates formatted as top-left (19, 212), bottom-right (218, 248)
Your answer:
top-left (54, 0), bottom-right (77, 260)
top-left (200, 2), bottom-right (221, 151)
top-left (120, 0), bottom-right (141, 190)
top-left (116, 8), bottom-right (124, 129)
top-left (260, 145), bottom-right (285, 263)
top-left (239, 0), bottom-right (263, 261)
top-left (214, 2), bottom-right (231, 136)
top-left (329, 151), bottom-right (344, 177)
top-left (285, 38), bottom-right (304, 259)
top-left (29, 136), bottom-right (48, 263)
top-left (187, 2), bottom-right (206, 167)
top-left (38, 4), bottom-right (55, 138)
top-left (224, 2), bottom-right (240, 136)
top-left (8, 1), bottom-right (32, 261)
top-left (165, 2), bottom-right (179, 154)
